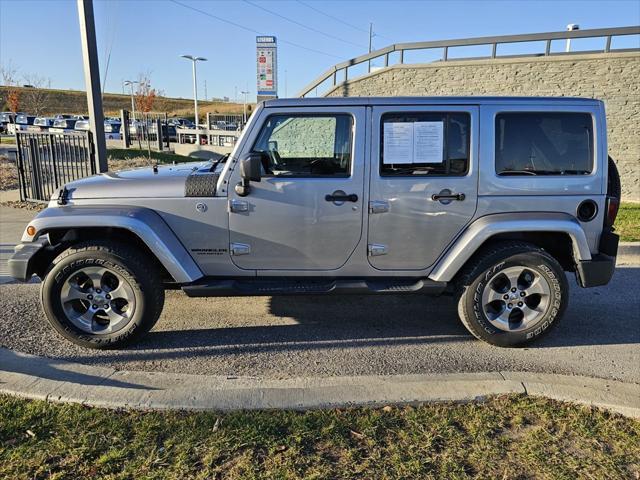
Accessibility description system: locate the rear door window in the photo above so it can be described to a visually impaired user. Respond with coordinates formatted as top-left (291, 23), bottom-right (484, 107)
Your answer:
top-left (495, 112), bottom-right (593, 175)
top-left (380, 112), bottom-right (471, 176)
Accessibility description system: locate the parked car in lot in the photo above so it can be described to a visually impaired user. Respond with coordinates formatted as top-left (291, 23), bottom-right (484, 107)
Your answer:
top-left (50, 118), bottom-right (78, 134)
top-left (75, 119), bottom-right (123, 140)
top-left (74, 119), bottom-right (90, 131)
top-left (0, 112), bottom-right (16, 133)
top-left (9, 97), bottom-right (621, 349)
top-left (13, 114), bottom-right (36, 132)
top-left (169, 117), bottom-right (195, 129)
top-left (104, 121), bottom-right (122, 140)
top-left (30, 117), bottom-right (55, 132)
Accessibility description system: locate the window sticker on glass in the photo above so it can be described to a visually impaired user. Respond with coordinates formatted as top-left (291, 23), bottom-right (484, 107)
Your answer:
top-left (383, 122), bottom-right (413, 164)
top-left (413, 121), bottom-right (444, 164)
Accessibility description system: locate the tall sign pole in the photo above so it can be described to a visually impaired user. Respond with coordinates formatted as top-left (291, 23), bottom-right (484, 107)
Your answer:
top-left (256, 36), bottom-right (278, 103)
top-left (77, 0), bottom-right (107, 173)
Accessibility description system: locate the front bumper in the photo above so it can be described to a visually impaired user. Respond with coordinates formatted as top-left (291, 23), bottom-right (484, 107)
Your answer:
top-left (8, 238), bottom-right (49, 282)
top-left (575, 230), bottom-right (619, 288)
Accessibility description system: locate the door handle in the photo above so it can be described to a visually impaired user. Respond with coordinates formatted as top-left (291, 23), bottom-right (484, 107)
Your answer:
top-left (325, 193), bottom-right (358, 203)
top-left (431, 193), bottom-right (465, 201)
top-left (432, 189), bottom-right (465, 203)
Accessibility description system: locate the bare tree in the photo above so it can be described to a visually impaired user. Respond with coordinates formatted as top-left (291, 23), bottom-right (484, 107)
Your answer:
top-left (134, 72), bottom-right (158, 114)
top-left (1, 62), bottom-right (19, 86)
top-left (21, 73), bottom-right (52, 115)
top-left (1, 62), bottom-right (22, 112)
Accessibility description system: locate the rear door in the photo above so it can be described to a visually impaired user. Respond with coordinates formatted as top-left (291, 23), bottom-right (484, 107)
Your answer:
top-left (368, 105), bottom-right (479, 270)
top-left (228, 107), bottom-right (366, 271)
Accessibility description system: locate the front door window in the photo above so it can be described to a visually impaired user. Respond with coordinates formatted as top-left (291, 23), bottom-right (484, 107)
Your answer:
top-left (252, 114), bottom-right (353, 177)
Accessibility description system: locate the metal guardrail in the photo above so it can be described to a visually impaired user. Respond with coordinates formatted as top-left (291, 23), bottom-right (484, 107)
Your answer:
top-left (298, 26), bottom-right (640, 97)
top-left (15, 131), bottom-right (95, 202)
top-left (206, 113), bottom-right (245, 132)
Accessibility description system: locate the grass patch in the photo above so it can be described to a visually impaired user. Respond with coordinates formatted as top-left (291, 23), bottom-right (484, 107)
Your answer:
top-left (615, 202), bottom-right (640, 242)
top-left (107, 148), bottom-right (194, 165)
top-left (1, 394), bottom-right (638, 479)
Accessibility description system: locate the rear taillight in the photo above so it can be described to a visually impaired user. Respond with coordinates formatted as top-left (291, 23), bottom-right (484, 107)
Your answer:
top-left (604, 195), bottom-right (620, 228)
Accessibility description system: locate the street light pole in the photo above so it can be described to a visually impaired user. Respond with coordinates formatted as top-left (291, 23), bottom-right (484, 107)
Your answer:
top-left (241, 91), bottom-right (249, 123)
top-left (181, 55), bottom-right (207, 129)
top-left (566, 24), bottom-right (580, 52)
top-left (123, 80), bottom-right (138, 120)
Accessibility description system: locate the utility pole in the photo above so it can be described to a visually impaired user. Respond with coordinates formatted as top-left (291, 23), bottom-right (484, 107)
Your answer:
top-left (204, 79), bottom-right (208, 101)
top-left (368, 22), bottom-right (374, 73)
top-left (77, 0), bottom-right (107, 173)
top-left (284, 69), bottom-right (288, 98)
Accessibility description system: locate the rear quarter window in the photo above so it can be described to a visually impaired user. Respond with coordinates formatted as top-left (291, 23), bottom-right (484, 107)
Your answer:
top-left (495, 112), bottom-right (593, 176)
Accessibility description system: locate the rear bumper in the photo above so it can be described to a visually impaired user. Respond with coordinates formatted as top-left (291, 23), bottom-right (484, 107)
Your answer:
top-left (576, 230), bottom-right (619, 288)
top-left (8, 239), bottom-right (48, 282)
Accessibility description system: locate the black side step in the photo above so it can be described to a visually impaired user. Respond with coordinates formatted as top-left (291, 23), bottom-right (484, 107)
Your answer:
top-left (182, 277), bottom-right (447, 297)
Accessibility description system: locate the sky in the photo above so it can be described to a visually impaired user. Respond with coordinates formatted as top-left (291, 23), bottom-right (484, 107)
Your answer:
top-left (1, 0), bottom-right (639, 102)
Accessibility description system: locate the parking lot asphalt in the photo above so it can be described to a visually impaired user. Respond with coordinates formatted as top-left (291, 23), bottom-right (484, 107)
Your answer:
top-left (1, 259), bottom-right (638, 384)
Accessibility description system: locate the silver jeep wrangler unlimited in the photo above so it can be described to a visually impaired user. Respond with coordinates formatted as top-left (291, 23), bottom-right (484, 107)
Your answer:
top-left (10, 97), bottom-right (621, 349)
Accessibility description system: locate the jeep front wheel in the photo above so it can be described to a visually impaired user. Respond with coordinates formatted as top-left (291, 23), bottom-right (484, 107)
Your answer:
top-left (457, 242), bottom-right (568, 347)
top-left (41, 241), bottom-right (164, 349)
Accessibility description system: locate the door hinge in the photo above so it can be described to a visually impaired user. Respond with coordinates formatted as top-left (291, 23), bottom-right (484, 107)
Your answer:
top-left (368, 244), bottom-right (388, 256)
top-left (229, 199), bottom-right (249, 213)
top-left (230, 243), bottom-right (251, 255)
top-left (369, 200), bottom-right (389, 214)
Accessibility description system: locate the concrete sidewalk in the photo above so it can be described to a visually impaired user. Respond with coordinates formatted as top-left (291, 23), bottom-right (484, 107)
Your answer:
top-left (1, 348), bottom-right (638, 417)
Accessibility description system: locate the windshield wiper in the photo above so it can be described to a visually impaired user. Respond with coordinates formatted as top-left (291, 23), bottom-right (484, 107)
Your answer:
top-left (209, 153), bottom-right (229, 172)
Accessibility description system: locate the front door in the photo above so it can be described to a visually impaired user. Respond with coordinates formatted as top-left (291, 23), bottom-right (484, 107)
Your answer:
top-left (368, 105), bottom-right (479, 270)
top-left (228, 107), bottom-right (365, 271)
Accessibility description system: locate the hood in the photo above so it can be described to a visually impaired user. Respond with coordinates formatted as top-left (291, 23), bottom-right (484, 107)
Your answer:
top-left (64, 161), bottom-right (213, 200)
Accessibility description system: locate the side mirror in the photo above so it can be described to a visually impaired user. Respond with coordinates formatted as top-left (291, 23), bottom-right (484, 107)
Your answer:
top-left (240, 153), bottom-right (262, 183)
top-left (236, 152), bottom-right (263, 196)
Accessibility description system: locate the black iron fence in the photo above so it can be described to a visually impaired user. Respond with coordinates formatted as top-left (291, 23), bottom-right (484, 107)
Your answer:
top-left (15, 131), bottom-right (95, 202)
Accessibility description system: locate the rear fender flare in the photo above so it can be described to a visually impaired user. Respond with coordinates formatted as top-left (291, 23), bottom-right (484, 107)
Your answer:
top-left (428, 212), bottom-right (592, 282)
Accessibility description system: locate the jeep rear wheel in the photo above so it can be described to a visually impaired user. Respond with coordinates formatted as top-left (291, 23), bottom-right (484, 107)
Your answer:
top-left (457, 242), bottom-right (568, 347)
top-left (41, 241), bottom-right (164, 349)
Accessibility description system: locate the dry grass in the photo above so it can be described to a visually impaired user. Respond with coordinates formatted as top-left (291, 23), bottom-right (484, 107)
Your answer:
top-left (0, 85), bottom-right (246, 117)
top-left (0, 155), bottom-right (19, 190)
top-left (1, 394), bottom-right (638, 479)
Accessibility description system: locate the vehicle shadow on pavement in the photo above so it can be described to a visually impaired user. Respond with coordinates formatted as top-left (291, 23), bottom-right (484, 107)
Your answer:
top-left (130, 294), bottom-right (469, 356)
top-left (121, 267), bottom-right (640, 358)
top-left (0, 348), bottom-right (155, 390)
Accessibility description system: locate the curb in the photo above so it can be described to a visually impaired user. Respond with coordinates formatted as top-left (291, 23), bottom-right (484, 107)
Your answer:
top-left (1, 349), bottom-right (638, 417)
top-left (618, 242), bottom-right (640, 257)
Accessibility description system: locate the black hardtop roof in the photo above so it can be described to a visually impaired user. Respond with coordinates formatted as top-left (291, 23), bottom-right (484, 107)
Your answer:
top-left (264, 96), bottom-right (602, 107)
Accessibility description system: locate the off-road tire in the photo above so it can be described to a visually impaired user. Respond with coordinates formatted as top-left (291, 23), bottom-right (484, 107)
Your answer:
top-left (456, 241), bottom-right (568, 347)
top-left (41, 241), bottom-right (164, 349)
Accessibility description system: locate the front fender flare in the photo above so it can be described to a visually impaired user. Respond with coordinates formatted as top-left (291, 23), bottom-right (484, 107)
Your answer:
top-left (428, 212), bottom-right (592, 283)
top-left (22, 206), bottom-right (203, 284)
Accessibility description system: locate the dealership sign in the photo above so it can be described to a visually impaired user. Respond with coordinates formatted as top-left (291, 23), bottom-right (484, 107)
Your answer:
top-left (256, 36), bottom-right (277, 100)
